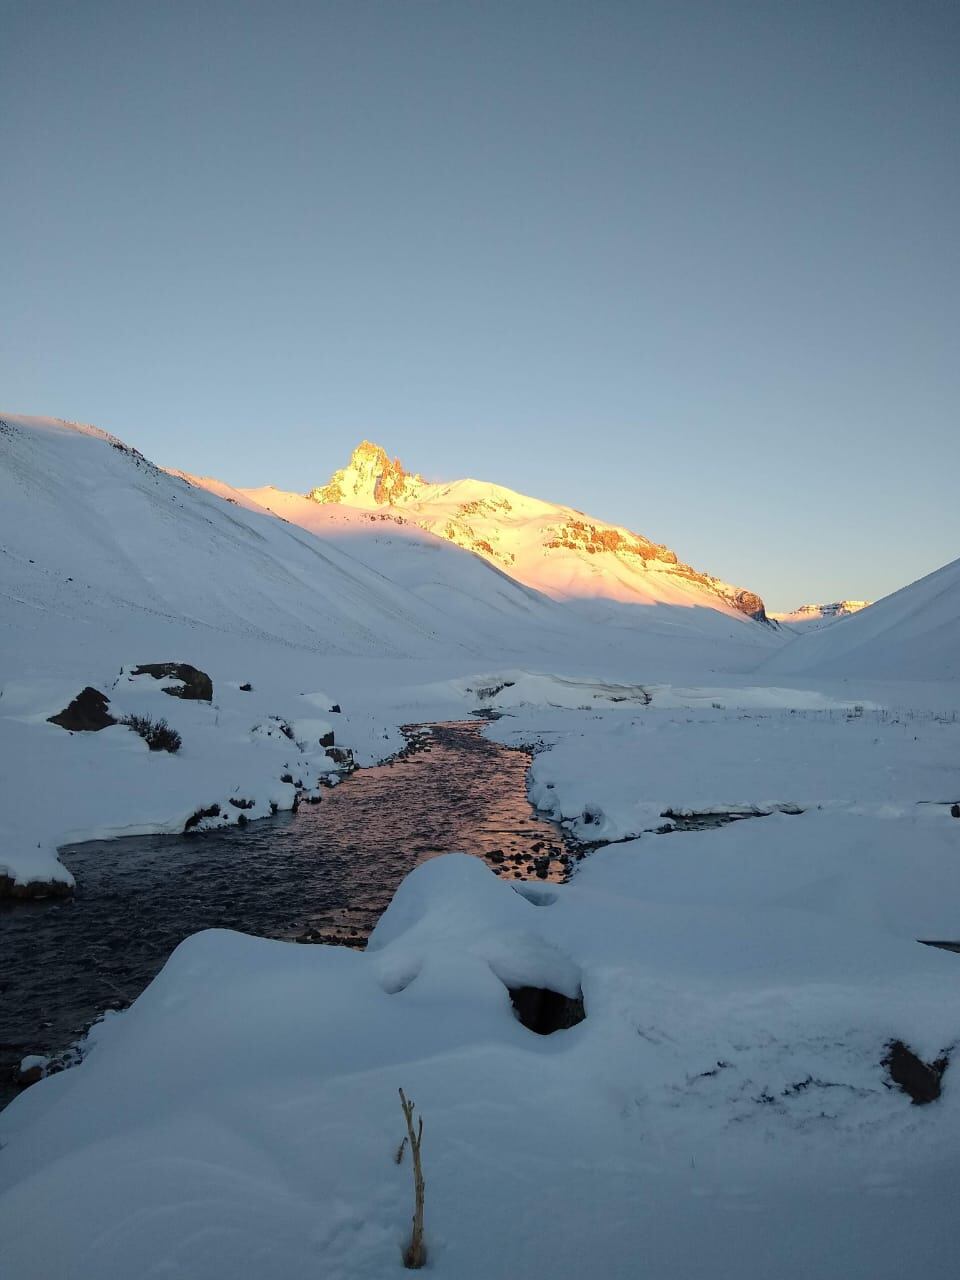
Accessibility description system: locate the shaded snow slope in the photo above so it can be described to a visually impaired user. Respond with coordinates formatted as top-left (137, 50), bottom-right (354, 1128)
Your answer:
top-left (0, 416), bottom-right (569, 662)
top-left (766, 557), bottom-right (960, 680)
top-left (182, 473), bottom-right (785, 661)
top-left (298, 441), bottom-right (773, 624)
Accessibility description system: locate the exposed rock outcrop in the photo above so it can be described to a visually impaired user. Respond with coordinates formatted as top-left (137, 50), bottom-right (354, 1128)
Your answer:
top-left (47, 687), bottom-right (116, 732)
top-left (307, 441), bottom-right (425, 508)
top-left (131, 663), bottom-right (213, 701)
top-left (882, 1039), bottom-right (949, 1104)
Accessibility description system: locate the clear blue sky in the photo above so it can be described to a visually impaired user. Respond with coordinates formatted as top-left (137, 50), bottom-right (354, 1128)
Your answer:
top-left (2, 0), bottom-right (957, 611)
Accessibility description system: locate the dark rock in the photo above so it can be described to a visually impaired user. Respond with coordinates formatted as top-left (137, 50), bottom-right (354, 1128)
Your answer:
top-left (329, 704), bottom-right (341, 713)
top-left (280, 773), bottom-right (293, 784)
top-left (508, 986), bottom-right (585, 1035)
top-left (47, 687), bottom-right (116, 732)
top-left (0, 874), bottom-right (73, 901)
top-left (320, 731), bottom-right (335, 748)
top-left (325, 746), bottom-right (355, 769)
top-left (239, 683), bottom-right (252, 692)
top-left (228, 797), bottom-right (255, 810)
top-left (236, 812), bottom-right (248, 827)
top-left (131, 663), bottom-right (213, 702)
top-left (729, 588), bottom-right (770, 624)
top-left (13, 1060), bottom-right (45, 1088)
top-left (183, 803), bottom-right (221, 832)
top-left (951, 803), bottom-right (960, 819)
top-left (882, 1039), bottom-right (949, 1104)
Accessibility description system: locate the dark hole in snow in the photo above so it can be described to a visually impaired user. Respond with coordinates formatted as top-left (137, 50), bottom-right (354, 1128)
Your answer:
top-left (882, 1039), bottom-right (949, 1104)
top-left (512, 886), bottom-right (557, 907)
top-left (951, 803), bottom-right (960, 819)
top-left (508, 985), bottom-right (585, 1035)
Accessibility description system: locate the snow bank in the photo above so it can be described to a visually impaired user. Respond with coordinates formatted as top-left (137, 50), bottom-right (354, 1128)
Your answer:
top-left (1, 850), bottom-right (958, 1279)
top-left (487, 692), bottom-right (959, 842)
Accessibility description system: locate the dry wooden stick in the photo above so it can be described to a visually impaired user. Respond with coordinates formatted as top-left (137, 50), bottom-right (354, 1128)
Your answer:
top-left (398, 1088), bottom-right (426, 1269)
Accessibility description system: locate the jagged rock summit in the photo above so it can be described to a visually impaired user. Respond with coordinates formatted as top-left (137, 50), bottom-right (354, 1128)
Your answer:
top-left (771, 600), bottom-right (871, 629)
top-left (308, 441), bottom-right (426, 508)
top-left (304, 441), bottom-right (771, 624)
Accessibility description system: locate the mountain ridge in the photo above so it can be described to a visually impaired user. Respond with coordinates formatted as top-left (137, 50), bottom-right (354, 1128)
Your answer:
top-left (305, 441), bottom-right (772, 625)
top-left (771, 600), bottom-right (871, 629)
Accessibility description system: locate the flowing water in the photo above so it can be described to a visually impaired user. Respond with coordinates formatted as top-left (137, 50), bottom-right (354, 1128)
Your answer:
top-left (0, 721), bottom-right (576, 1107)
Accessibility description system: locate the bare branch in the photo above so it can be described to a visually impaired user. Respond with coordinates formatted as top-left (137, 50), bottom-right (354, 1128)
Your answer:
top-left (398, 1088), bottom-right (426, 1269)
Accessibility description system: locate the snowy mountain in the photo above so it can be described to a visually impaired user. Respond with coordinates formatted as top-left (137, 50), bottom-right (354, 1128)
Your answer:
top-left (765, 558), bottom-right (960, 680)
top-left (0, 417), bottom-right (572, 664)
top-left (770, 600), bottom-right (871, 630)
top-left (0, 413), bottom-right (780, 895)
top-left (301, 441), bottom-right (772, 625)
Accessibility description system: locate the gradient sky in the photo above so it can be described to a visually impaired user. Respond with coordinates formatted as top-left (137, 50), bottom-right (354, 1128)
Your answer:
top-left (2, 0), bottom-right (957, 611)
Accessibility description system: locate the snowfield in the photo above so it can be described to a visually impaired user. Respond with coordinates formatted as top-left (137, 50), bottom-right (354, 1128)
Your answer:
top-left (2, 413), bottom-right (960, 1278)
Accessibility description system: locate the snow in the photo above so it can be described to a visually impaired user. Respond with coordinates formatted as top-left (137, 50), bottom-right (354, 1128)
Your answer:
top-left (766, 558), bottom-right (960, 680)
top-left (0, 415), bottom-right (780, 892)
top-left (771, 600), bottom-right (871, 630)
top-left (229, 440), bottom-right (781, 625)
top-left (2, 848), bottom-right (958, 1279)
top-left (485, 691), bottom-right (957, 842)
top-left (3, 412), bottom-right (960, 1278)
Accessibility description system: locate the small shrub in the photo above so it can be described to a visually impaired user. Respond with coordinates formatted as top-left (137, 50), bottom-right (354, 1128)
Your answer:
top-left (122, 714), bottom-right (182, 753)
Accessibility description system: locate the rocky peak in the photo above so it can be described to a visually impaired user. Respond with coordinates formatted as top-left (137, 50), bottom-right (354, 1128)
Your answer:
top-left (307, 441), bottom-right (424, 508)
top-left (772, 600), bottom-right (871, 624)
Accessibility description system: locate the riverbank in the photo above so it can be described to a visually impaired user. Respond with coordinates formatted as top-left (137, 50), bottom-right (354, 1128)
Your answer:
top-left (0, 722), bottom-right (578, 1108)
